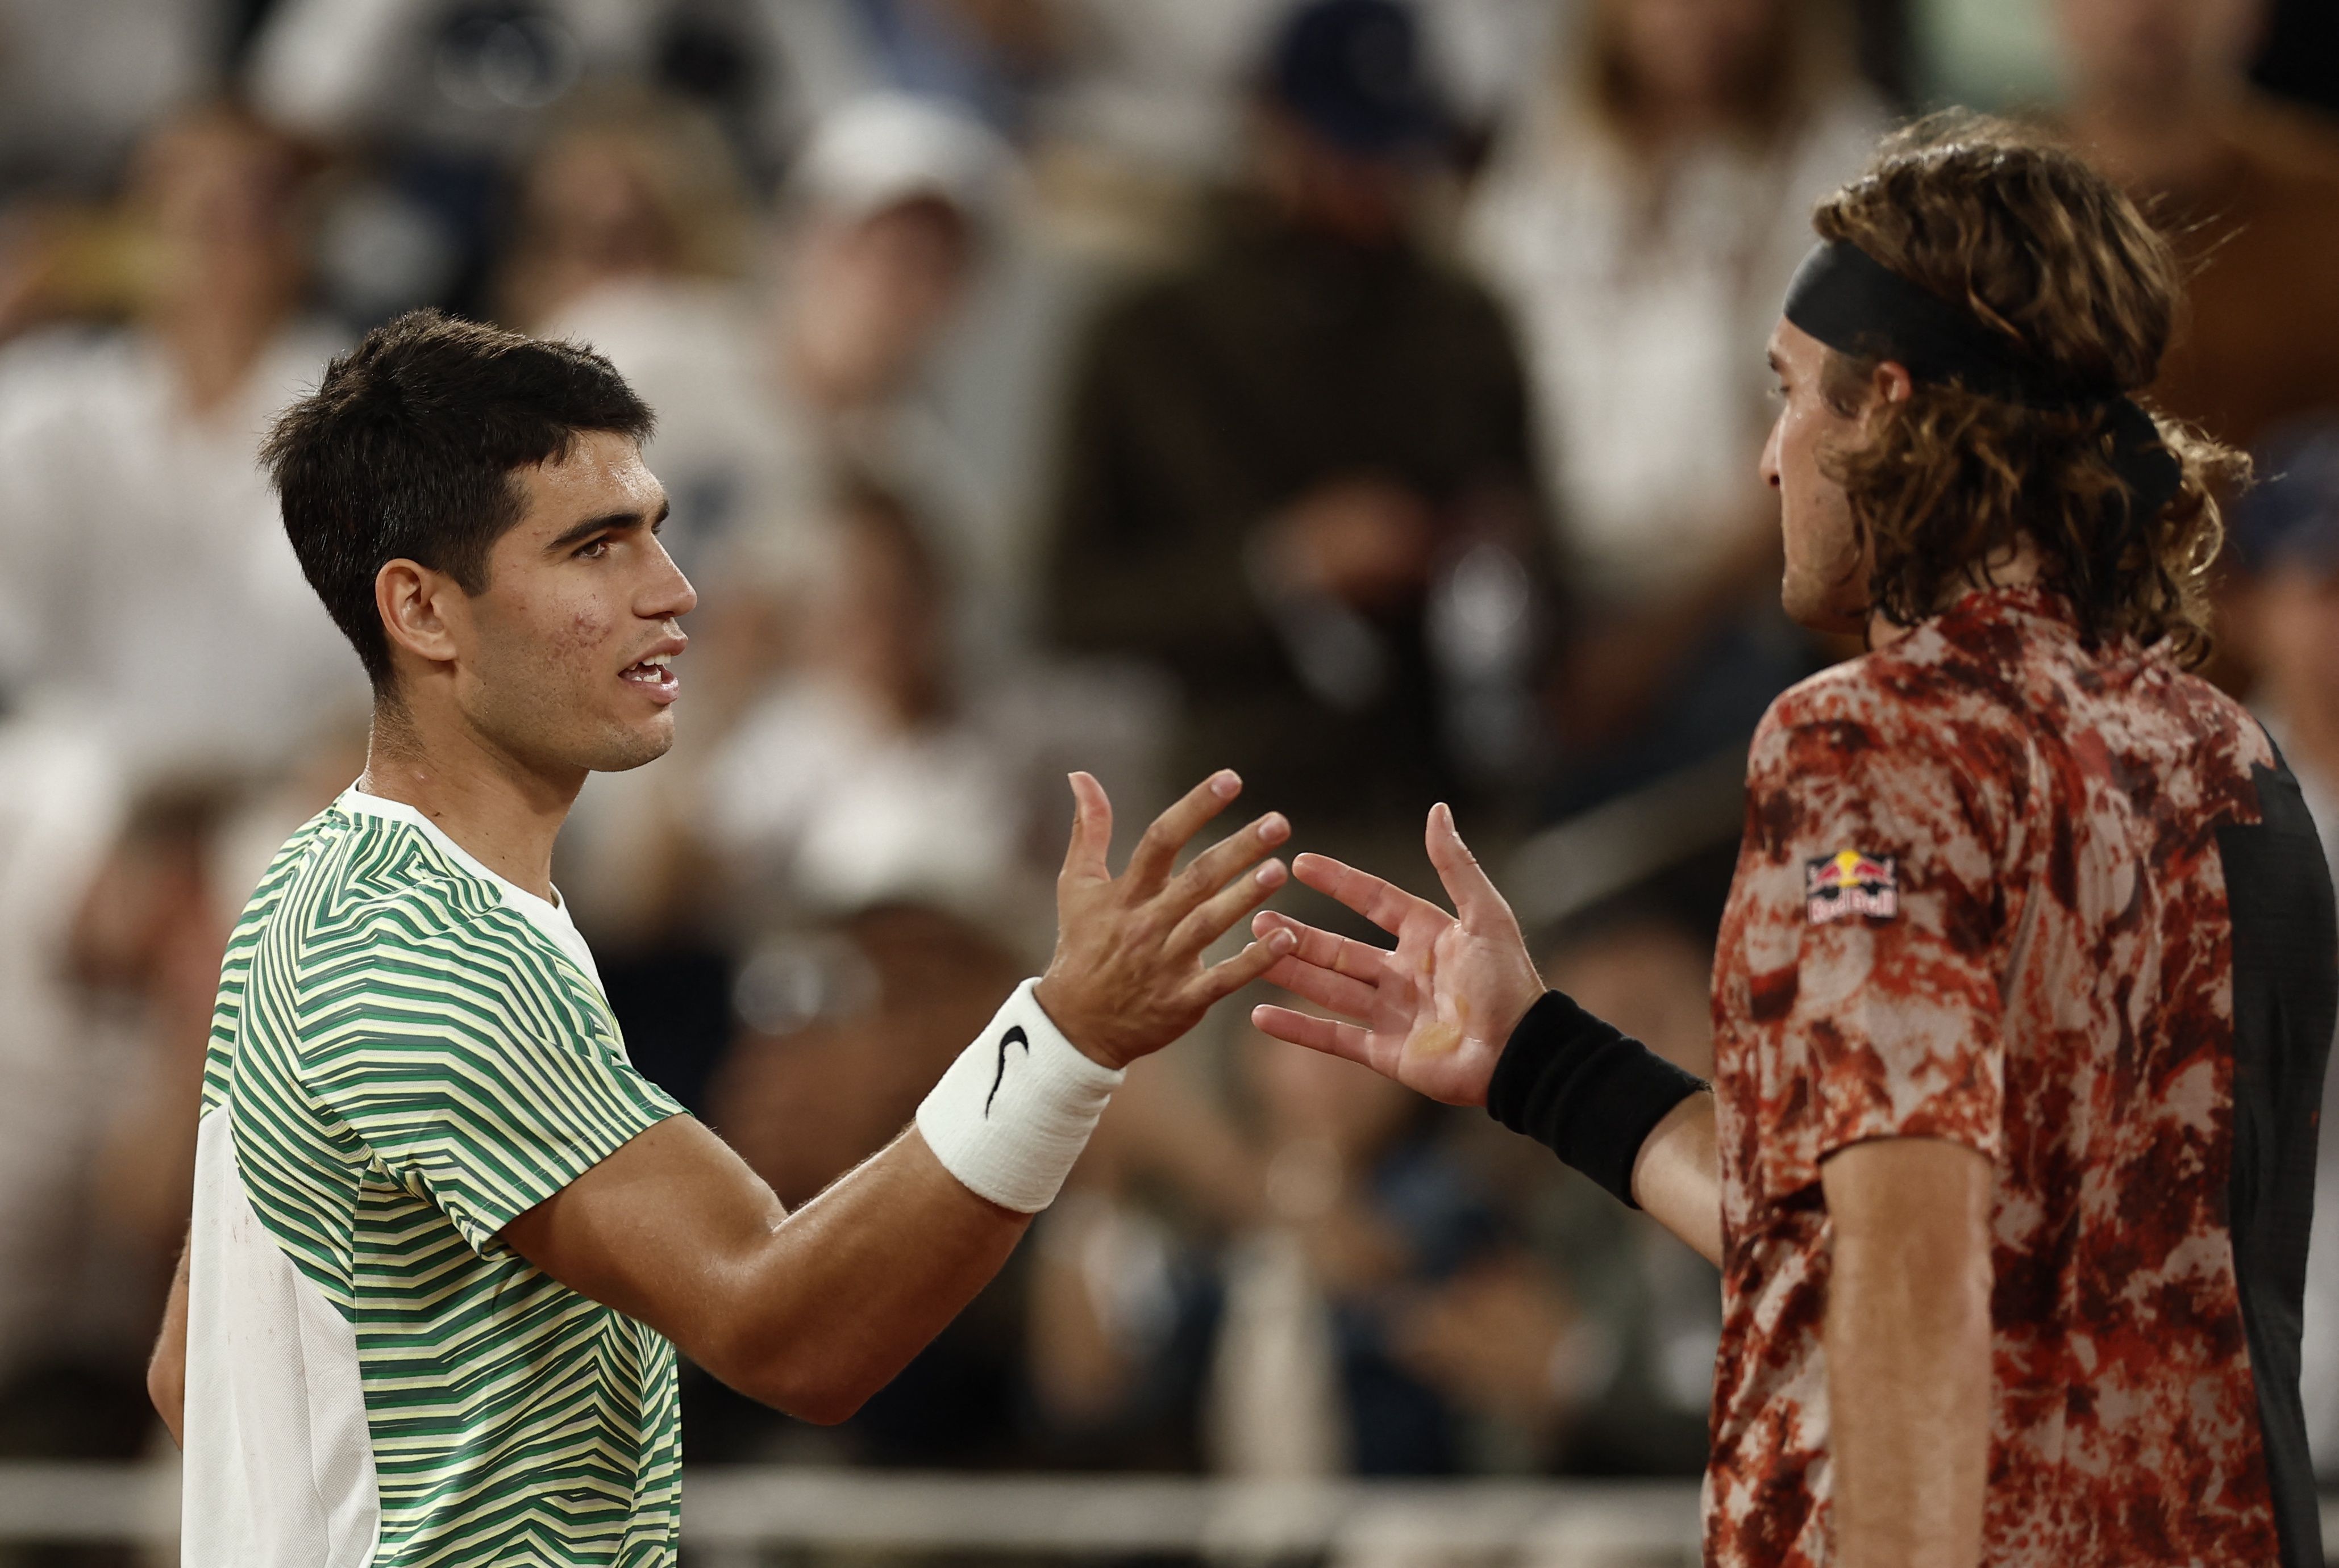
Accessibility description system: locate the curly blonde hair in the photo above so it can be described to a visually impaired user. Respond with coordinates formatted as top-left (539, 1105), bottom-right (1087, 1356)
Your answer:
top-left (1811, 113), bottom-right (2244, 664)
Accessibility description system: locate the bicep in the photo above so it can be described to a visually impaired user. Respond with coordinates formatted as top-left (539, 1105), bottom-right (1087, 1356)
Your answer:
top-left (1821, 1136), bottom-right (1994, 1293)
top-left (1820, 1136), bottom-right (1995, 1567)
top-left (1758, 714), bottom-right (2011, 1167)
top-left (500, 1115), bottom-right (786, 1347)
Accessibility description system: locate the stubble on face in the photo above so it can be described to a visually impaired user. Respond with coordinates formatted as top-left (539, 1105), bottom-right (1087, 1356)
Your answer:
top-left (1764, 320), bottom-right (1871, 636)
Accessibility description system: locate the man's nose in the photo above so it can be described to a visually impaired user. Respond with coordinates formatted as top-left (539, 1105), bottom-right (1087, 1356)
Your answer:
top-left (643, 537), bottom-right (697, 620)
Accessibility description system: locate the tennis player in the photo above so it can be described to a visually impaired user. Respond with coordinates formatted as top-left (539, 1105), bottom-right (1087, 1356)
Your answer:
top-left (143, 310), bottom-right (1298, 1566)
top-left (1252, 116), bottom-right (2337, 1567)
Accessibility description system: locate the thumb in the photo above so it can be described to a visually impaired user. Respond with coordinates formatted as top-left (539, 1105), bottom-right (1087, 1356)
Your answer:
top-left (1060, 772), bottom-right (1114, 883)
top-left (1426, 802), bottom-right (1511, 930)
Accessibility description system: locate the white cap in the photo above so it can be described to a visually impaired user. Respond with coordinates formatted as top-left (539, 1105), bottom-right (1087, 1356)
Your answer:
top-left (790, 91), bottom-right (1015, 231)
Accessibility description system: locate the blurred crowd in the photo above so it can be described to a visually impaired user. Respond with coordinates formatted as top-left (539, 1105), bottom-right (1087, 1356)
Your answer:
top-left (0, 0), bottom-right (2337, 1528)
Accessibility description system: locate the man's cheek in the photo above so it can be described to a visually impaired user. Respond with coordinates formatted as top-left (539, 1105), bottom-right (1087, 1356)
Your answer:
top-left (560, 603), bottom-right (617, 658)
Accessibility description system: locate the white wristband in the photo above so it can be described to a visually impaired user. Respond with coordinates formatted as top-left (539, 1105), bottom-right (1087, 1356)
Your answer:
top-left (915, 977), bottom-right (1123, 1213)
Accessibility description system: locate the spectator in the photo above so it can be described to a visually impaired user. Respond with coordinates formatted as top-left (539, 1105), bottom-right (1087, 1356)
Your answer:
top-left (0, 103), bottom-right (361, 787)
top-left (2058, 0), bottom-right (2339, 456)
top-left (1208, 1019), bottom-right (1513, 1476)
top-left (1529, 916), bottom-right (1725, 1474)
top-left (1466, 0), bottom-right (1884, 812)
top-left (246, 0), bottom-right (798, 319)
top-left (700, 903), bottom-right (1040, 1466)
top-left (697, 477), bottom-right (1043, 926)
top-left (1317, 917), bottom-right (1727, 1479)
top-left (1027, 1007), bottom-right (1530, 1477)
top-left (1025, 1046), bottom-right (1264, 1469)
top-left (1043, 0), bottom-right (1555, 858)
top-left (0, 0), bottom-right (235, 193)
top-left (714, 902), bottom-right (1031, 1208)
top-left (494, 90), bottom-right (752, 332)
top-left (2225, 420), bottom-right (2339, 1479)
top-left (0, 727), bottom-right (122, 1396)
top-left (839, 0), bottom-right (1069, 140)
top-left (548, 91), bottom-right (1015, 630)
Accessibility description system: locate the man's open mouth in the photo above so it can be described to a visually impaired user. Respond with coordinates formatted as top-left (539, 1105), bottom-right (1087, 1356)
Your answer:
top-left (620, 653), bottom-right (677, 691)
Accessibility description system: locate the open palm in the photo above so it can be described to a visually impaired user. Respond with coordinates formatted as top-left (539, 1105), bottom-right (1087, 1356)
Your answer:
top-left (1250, 803), bottom-right (1546, 1108)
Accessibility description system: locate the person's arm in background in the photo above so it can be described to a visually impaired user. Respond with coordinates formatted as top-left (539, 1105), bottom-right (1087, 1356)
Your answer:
top-left (1249, 803), bottom-right (1724, 1266)
top-left (506, 772), bottom-right (1297, 1423)
top-left (148, 1235), bottom-right (189, 1445)
top-left (1821, 1137), bottom-right (1993, 1568)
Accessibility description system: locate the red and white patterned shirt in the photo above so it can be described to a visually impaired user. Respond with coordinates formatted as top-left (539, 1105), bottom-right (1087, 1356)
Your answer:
top-left (1707, 585), bottom-right (2334, 1566)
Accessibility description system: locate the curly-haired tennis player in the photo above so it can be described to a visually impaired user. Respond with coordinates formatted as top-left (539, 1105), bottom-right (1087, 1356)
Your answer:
top-left (1253, 115), bottom-right (2336, 1568)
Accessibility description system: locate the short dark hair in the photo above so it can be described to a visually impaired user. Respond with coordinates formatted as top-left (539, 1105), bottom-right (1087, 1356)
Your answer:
top-left (262, 309), bottom-right (654, 691)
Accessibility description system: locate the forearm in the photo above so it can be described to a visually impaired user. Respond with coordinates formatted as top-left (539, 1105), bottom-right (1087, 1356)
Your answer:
top-left (719, 1128), bottom-right (1029, 1423)
top-left (513, 772), bottom-right (1291, 1425)
top-left (1630, 1093), bottom-right (1722, 1266)
top-left (148, 1235), bottom-right (190, 1448)
top-left (1484, 991), bottom-right (1714, 1257)
top-left (1822, 1140), bottom-right (1993, 1568)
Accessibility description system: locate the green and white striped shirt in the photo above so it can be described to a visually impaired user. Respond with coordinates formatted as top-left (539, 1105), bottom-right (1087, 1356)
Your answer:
top-left (182, 785), bottom-right (686, 1566)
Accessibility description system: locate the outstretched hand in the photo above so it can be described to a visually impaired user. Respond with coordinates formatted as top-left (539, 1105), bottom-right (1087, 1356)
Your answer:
top-left (1035, 770), bottom-right (1296, 1069)
top-left (1250, 803), bottom-right (1543, 1107)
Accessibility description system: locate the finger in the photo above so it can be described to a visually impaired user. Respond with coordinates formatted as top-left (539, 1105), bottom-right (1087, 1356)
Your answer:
top-left (1248, 1003), bottom-right (1371, 1065)
top-left (1292, 850), bottom-right (1447, 937)
top-left (1059, 772), bottom-right (1113, 883)
top-left (1163, 810), bottom-right (1291, 917)
top-left (1166, 856), bottom-right (1288, 956)
top-left (1125, 769), bottom-right (1242, 892)
top-left (1252, 910), bottom-right (1398, 985)
top-left (1425, 802), bottom-right (1514, 930)
top-left (1259, 952), bottom-right (1379, 1020)
top-left (1185, 927), bottom-right (1297, 1009)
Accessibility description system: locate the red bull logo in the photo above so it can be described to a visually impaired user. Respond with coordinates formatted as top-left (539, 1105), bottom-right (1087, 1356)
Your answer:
top-left (1805, 848), bottom-right (1899, 923)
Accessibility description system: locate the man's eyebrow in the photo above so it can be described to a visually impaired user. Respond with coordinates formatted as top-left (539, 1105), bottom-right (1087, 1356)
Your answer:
top-left (546, 497), bottom-right (671, 553)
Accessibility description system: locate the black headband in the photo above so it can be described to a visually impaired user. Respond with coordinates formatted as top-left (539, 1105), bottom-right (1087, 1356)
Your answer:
top-left (1783, 239), bottom-right (2182, 520)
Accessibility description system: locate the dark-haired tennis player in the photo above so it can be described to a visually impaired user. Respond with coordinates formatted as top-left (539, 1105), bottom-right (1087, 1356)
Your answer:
top-left (1253, 116), bottom-right (2337, 1568)
top-left (144, 310), bottom-right (1298, 1566)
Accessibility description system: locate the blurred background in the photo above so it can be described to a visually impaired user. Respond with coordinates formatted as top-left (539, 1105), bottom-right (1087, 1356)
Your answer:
top-left (0, 0), bottom-right (2335, 1562)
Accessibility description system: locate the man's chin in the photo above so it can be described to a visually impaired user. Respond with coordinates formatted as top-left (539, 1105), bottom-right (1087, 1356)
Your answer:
top-left (588, 716), bottom-right (677, 773)
top-left (1780, 576), bottom-right (1868, 638)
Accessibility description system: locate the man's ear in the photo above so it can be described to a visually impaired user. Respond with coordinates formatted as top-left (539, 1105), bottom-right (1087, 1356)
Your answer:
top-left (1872, 359), bottom-right (1915, 407)
top-left (376, 559), bottom-right (465, 671)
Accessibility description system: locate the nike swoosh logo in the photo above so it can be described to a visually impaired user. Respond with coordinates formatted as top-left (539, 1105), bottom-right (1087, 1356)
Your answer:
top-left (986, 1026), bottom-right (1030, 1117)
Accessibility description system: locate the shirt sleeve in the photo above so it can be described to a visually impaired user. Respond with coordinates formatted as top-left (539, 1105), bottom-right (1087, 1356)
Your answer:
top-left (301, 911), bottom-right (685, 1254)
top-left (1745, 691), bottom-right (2012, 1178)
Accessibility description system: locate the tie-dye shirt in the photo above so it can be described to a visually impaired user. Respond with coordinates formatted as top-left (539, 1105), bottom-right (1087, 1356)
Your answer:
top-left (1706, 586), bottom-right (2336, 1567)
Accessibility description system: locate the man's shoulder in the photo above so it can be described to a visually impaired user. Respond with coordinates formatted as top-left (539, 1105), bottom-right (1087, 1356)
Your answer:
top-left (1756, 629), bottom-right (2015, 757)
top-left (263, 806), bottom-right (578, 996)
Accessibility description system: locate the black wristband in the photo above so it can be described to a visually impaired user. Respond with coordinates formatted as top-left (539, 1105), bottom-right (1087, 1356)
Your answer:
top-left (1485, 990), bottom-right (1706, 1208)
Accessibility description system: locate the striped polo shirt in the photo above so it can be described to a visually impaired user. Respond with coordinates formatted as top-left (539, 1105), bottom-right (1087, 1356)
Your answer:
top-left (182, 785), bottom-right (686, 1566)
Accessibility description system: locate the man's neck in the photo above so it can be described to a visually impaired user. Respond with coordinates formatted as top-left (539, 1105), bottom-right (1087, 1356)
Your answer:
top-left (357, 704), bottom-right (582, 902)
top-left (1864, 543), bottom-right (2047, 650)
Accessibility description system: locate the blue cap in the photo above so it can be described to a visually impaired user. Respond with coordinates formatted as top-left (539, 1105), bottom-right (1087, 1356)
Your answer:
top-left (2232, 418), bottom-right (2339, 576)
top-left (1267, 0), bottom-right (1448, 159)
